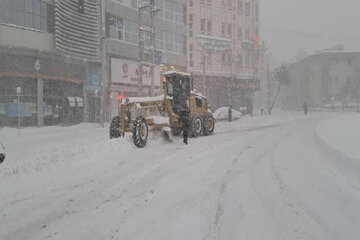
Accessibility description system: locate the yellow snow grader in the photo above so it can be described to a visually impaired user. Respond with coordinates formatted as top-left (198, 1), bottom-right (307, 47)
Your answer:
top-left (109, 71), bottom-right (215, 148)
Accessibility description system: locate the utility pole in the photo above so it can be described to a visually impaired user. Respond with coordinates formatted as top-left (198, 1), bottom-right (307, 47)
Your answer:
top-left (138, 4), bottom-right (144, 97)
top-left (202, 46), bottom-right (206, 94)
top-left (150, 0), bottom-right (156, 97)
top-left (138, 0), bottom-right (160, 97)
top-left (100, 0), bottom-right (107, 127)
top-left (267, 62), bottom-right (271, 114)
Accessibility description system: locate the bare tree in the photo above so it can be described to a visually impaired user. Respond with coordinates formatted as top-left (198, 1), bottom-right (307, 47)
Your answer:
top-left (268, 64), bottom-right (290, 115)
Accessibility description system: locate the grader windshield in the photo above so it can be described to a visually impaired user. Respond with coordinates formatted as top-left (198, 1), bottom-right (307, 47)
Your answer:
top-left (165, 73), bottom-right (191, 115)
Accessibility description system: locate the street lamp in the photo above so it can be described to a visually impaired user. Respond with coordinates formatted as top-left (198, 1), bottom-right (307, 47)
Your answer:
top-left (16, 87), bottom-right (21, 136)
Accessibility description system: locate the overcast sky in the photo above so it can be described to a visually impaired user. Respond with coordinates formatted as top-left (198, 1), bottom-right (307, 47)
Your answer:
top-left (261, 0), bottom-right (360, 63)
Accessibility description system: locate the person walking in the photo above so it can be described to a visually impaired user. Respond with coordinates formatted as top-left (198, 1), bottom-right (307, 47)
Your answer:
top-left (179, 107), bottom-right (190, 145)
top-left (303, 102), bottom-right (309, 115)
top-left (261, 106), bottom-right (265, 116)
top-left (228, 105), bottom-right (232, 122)
top-left (0, 142), bottom-right (5, 164)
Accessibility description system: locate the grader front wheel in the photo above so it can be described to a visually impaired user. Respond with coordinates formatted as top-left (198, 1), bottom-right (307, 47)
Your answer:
top-left (133, 116), bottom-right (148, 148)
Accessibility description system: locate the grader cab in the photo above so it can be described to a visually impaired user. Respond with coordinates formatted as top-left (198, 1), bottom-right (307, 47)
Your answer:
top-left (109, 71), bottom-right (215, 148)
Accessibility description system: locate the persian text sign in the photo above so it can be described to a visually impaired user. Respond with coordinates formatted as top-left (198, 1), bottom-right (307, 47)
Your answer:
top-left (111, 58), bottom-right (161, 87)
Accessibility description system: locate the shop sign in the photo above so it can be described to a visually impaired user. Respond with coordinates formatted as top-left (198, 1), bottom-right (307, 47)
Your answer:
top-left (111, 58), bottom-right (161, 87)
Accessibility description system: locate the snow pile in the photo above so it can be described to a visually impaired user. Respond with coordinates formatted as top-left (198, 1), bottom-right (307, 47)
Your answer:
top-left (213, 107), bottom-right (242, 120)
top-left (316, 113), bottom-right (360, 160)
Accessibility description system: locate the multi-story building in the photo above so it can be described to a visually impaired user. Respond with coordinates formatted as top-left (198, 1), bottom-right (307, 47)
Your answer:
top-left (281, 51), bottom-right (360, 111)
top-left (105, 0), bottom-right (187, 119)
top-left (187, 0), bottom-right (260, 112)
top-left (0, 0), bottom-right (101, 126)
top-left (0, 0), bottom-right (188, 126)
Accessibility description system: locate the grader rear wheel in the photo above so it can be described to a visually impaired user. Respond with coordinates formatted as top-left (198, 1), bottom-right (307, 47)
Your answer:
top-left (190, 114), bottom-right (202, 137)
top-left (203, 113), bottom-right (215, 136)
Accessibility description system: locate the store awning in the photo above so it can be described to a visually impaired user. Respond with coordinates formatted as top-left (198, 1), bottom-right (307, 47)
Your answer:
top-left (75, 97), bottom-right (84, 107)
top-left (67, 97), bottom-right (76, 107)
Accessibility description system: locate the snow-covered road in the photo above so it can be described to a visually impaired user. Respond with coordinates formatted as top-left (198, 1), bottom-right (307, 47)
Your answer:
top-left (1, 112), bottom-right (360, 240)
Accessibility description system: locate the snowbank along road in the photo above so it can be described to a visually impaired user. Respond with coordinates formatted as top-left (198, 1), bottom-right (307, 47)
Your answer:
top-left (0, 111), bottom-right (360, 240)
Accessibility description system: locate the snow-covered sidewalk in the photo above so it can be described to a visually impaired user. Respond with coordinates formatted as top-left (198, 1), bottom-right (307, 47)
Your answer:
top-left (316, 113), bottom-right (360, 161)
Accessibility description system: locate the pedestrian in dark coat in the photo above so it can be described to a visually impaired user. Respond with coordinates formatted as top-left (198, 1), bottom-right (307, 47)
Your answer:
top-left (179, 109), bottom-right (190, 145)
top-left (0, 142), bottom-right (5, 164)
top-left (303, 102), bottom-right (308, 115)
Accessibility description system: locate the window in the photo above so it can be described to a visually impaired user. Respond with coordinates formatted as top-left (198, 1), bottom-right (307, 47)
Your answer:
top-left (245, 28), bottom-right (250, 40)
top-left (201, 19), bottom-right (205, 34)
top-left (238, 27), bottom-right (242, 40)
top-left (228, 0), bottom-right (232, 11)
top-left (131, 0), bottom-right (137, 9)
top-left (207, 20), bottom-right (212, 35)
top-left (207, 52), bottom-right (212, 65)
top-left (155, 31), bottom-right (165, 50)
top-left (196, 98), bottom-right (203, 108)
top-left (245, 2), bottom-right (250, 16)
top-left (189, 52), bottom-right (194, 68)
top-left (207, 0), bottom-right (212, 7)
top-left (109, 15), bottom-right (138, 45)
top-left (167, 82), bottom-right (174, 96)
top-left (113, 0), bottom-right (137, 9)
top-left (245, 52), bottom-right (250, 66)
top-left (221, 23), bottom-right (226, 37)
top-left (0, 0), bottom-right (53, 32)
top-left (189, 0), bottom-right (193, 7)
top-left (222, 0), bottom-right (226, 9)
top-left (238, 54), bottom-right (243, 69)
top-left (228, 24), bottom-right (232, 37)
top-left (238, 0), bottom-right (243, 15)
top-left (228, 54), bottom-right (232, 66)
top-left (189, 13), bottom-right (193, 22)
top-left (222, 53), bottom-right (226, 66)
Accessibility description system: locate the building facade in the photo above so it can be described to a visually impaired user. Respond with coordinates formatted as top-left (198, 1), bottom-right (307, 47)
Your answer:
top-left (187, 0), bottom-right (260, 112)
top-left (0, 0), bottom-right (101, 126)
top-left (104, 0), bottom-right (187, 119)
top-left (281, 52), bottom-right (360, 111)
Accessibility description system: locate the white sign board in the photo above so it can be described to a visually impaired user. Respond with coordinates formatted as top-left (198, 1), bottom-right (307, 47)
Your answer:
top-left (111, 58), bottom-right (161, 87)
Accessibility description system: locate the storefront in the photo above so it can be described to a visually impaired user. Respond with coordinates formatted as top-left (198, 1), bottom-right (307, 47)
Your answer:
top-left (0, 50), bottom-right (85, 126)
